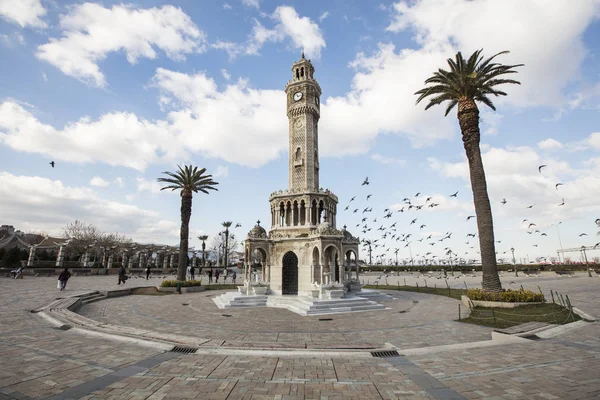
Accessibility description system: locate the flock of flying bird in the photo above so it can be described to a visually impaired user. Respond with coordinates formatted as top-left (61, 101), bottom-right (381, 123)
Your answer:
top-left (343, 165), bottom-right (598, 266)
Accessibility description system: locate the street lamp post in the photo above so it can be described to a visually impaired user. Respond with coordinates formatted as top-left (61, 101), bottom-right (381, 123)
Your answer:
top-left (511, 247), bottom-right (517, 276)
top-left (552, 222), bottom-right (564, 263)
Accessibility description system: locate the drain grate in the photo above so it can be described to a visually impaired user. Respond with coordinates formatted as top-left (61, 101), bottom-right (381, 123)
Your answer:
top-left (170, 346), bottom-right (198, 354)
top-left (371, 350), bottom-right (399, 358)
top-left (319, 318), bottom-right (333, 321)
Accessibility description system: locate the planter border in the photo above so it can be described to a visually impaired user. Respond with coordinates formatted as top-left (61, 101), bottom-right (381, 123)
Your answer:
top-left (156, 286), bottom-right (205, 293)
top-left (461, 295), bottom-right (544, 309)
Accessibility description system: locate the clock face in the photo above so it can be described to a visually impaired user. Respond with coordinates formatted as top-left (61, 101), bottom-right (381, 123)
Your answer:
top-left (293, 92), bottom-right (303, 101)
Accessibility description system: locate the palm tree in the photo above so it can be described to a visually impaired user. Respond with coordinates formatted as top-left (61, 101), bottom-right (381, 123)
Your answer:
top-left (158, 165), bottom-right (218, 281)
top-left (198, 235), bottom-right (208, 272)
top-left (415, 49), bottom-right (523, 292)
top-left (221, 221), bottom-right (232, 268)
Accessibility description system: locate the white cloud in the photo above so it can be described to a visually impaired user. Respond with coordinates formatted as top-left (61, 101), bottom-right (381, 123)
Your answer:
top-left (0, 32), bottom-right (25, 47)
top-left (223, 3), bottom-right (232, 10)
top-left (538, 138), bottom-right (564, 151)
top-left (36, 3), bottom-right (206, 87)
top-left (427, 145), bottom-right (600, 224)
top-left (90, 176), bottom-right (110, 187)
top-left (214, 166), bottom-right (229, 178)
top-left (0, 172), bottom-right (180, 244)
top-left (152, 68), bottom-right (286, 167)
top-left (386, 0), bottom-right (600, 109)
top-left (136, 177), bottom-right (163, 194)
top-left (221, 69), bottom-right (231, 80)
top-left (114, 177), bottom-right (124, 188)
top-left (213, 6), bottom-right (326, 60)
top-left (242, 0), bottom-right (260, 9)
top-left (587, 132), bottom-right (600, 150)
top-left (0, 0), bottom-right (47, 28)
top-left (0, 100), bottom-right (186, 171)
top-left (319, 11), bottom-right (329, 22)
top-left (371, 153), bottom-right (406, 165)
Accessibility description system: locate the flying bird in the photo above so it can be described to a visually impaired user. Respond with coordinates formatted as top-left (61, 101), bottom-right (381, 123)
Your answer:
top-left (538, 164), bottom-right (547, 173)
top-left (410, 218), bottom-right (417, 225)
top-left (344, 205), bottom-right (349, 211)
top-left (353, 209), bottom-right (358, 213)
top-left (555, 183), bottom-right (563, 190)
top-left (501, 198), bottom-right (507, 205)
top-left (420, 224), bottom-right (426, 230)
top-left (466, 215), bottom-right (476, 221)
top-left (415, 192), bottom-right (421, 197)
top-left (558, 199), bottom-right (565, 206)
top-left (366, 194), bottom-right (372, 200)
top-left (526, 204), bottom-right (535, 209)
top-left (579, 233), bottom-right (588, 237)
top-left (362, 177), bottom-right (369, 185)
top-left (350, 196), bottom-right (356, 202)
top-left (235, 223), bottom-right (242, 228)
top-left (450, 191), bottom-right (459, 197)
top-left (49, 161), bottom-right (55, 168)
top-left (528, 223), bottom-right (537, 228)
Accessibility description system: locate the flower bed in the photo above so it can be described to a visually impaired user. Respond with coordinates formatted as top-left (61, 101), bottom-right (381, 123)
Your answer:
top-left (467, 288), bottom-right (545, 303)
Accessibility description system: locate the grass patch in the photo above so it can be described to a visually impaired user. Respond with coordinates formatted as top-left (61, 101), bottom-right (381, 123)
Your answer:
top-left (460, 303), bottom-right (581, 329)
top-left (131, 287), bottom-right (171, 296)
top-left (364, 284), bottom-right (465, 300)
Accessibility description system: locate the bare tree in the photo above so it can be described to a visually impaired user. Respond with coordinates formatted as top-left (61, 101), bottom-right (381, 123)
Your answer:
top-left (62, 220), bottom-right (132, 261)
top-left (209, 233), bottom-right (240, 267)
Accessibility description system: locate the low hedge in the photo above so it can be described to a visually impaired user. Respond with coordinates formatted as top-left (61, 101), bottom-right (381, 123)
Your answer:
top-left (467, 288), bottom-right (544, 303)
top-left (160, 279), bottom-right (203, 287)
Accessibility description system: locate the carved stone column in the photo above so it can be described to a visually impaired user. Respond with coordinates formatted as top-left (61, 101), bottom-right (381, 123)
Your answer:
top-left (55, 246), bottom-right (65, 267)
top-left (27, 246), bottom-right (36, 267)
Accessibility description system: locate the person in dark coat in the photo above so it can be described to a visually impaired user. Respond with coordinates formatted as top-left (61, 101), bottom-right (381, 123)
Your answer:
top-left (145, 265), bottom-right (151, 280)
top-left (190, 265), bottom-right (195, 280)
top-left (118, 265), bottom-right (127, 285)
top-left (58, 268), bottom-right (71, 291)
top-left (208, 269), bottom-right (213, 283)
top-left (215, 269), bottom-right (220, 283)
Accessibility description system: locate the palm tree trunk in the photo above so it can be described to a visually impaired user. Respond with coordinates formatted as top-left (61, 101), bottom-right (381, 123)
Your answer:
top-left (224, 230), bottom-right (229, 269)
top-left (178, 191), bottom-right (192, 281)
top-left (458, 98), bottom-right (502, 292)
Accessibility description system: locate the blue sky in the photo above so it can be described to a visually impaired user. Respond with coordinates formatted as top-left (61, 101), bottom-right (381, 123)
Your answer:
top-left (1, 0), bottom-right (599, 265)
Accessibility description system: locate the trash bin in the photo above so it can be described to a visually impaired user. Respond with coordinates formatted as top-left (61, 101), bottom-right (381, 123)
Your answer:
top-left (176, 281), bottom-right (182, 294)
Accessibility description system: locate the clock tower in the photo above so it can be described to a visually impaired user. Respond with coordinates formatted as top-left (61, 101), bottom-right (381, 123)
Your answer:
top-left (285, 52), bottom-right (321, 192)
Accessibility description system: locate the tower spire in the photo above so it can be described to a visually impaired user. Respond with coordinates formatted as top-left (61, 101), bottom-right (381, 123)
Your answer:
top-left (301, 50), bottom-right (305, 59)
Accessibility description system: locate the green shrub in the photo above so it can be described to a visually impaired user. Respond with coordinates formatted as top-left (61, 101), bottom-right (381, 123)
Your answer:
top-left (161, 279), bottom-right (203, 287)
top-left (467, 288), bottom-right (544, 303)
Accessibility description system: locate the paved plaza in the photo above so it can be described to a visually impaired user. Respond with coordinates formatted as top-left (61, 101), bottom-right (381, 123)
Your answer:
top-left (0, 273), bottom-right (599, 399)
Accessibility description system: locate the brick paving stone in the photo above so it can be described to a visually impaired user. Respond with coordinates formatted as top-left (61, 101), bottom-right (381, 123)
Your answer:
top-left (1, 274), bottom-right (599, 399)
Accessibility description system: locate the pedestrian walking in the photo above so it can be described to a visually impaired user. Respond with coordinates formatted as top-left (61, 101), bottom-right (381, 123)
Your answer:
top-left (145, 265), bottom-right (151, 280)
top-left (208, 269), bottom-right (213, 283)
top-left (215, 269), bottom-right (220, 283)
top-left (118, 265), bottom-right (127, 285)
top-left (57, 268), bottom-right (71, 291)
top-left (232, 270), bottom-right (237, 283)
top-left (190, 265), bottom-right (195, 280)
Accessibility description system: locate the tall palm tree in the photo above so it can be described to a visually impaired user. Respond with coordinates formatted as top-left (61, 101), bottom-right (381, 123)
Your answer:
top-left (415, 49), bottom-right (523, 292)
top-left (221, 221), bottom-right (232, 268)
top-left (158, 165), bottom-right (218, 281)
top-left (198, 235), bottom-right (208, 272)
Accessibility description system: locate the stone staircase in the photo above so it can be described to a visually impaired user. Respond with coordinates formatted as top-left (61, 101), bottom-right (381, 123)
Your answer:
top-left (212, 292), bottom-right (268, 309)
top-left (352, 289), bottom-right (395, 302)
top-left (267, 296), bottom-right (387, 316)
top-left (80, 291), bottom-right (106, 305)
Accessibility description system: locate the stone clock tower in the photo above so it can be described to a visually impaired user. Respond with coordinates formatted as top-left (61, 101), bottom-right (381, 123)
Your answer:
top-left (242, 53), bottom-right (361, 298)
top-left (285, 52), bottom-right (322, 192)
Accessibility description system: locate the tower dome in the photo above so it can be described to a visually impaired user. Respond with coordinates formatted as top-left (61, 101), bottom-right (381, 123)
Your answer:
top-left (247, 220), bottom-right (267, 238)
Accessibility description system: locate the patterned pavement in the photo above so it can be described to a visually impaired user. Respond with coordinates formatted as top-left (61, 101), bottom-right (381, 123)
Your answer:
top-left (0, 273), bottom-right (598, 399)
